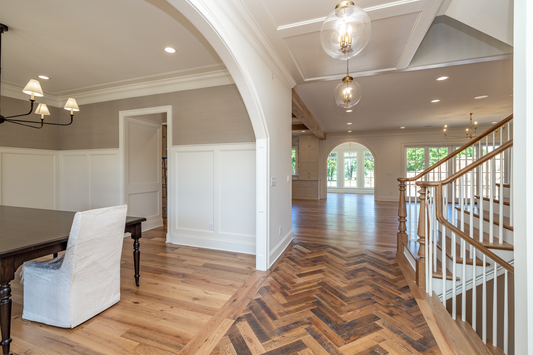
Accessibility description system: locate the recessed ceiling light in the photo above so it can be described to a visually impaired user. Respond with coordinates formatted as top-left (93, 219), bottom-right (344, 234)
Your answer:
top-left (492, 122), bottom-right (497, 124)
top-left (38, 75), bottom-right (49, 80)
top-left (346, 110), bottom-right (353, 113)
top-left (475, 95), bottom-right (488, 100)
top-left (431, 100), bottom-right (440, 103)
top-left (301, 130), bottom-right (305, 132)
top-left (348, 130), bottom-right (352, 133)
top-left (347, 122), bottom-right (352, 125)
top-left (400, 127), bottom-right (405, 129)
top-left (437, 76), bottom-right (449, 81)
top-left (165, 47), bottom-right (176, 53)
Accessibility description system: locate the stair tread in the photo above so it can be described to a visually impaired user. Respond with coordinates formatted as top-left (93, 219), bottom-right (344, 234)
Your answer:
top-left (435, 231), bottom-right (488, 266)
top-left (486, 340), bottom-right (506, 355)
top-left (455, 206), bottom-right (513, 231)
top-left (495, 182), bottom-right (510, 188)
top-left (432, 258), bottom-right (458, 281)
top-left (469, 226), bottom-right (514, 251)
top-left (474, 195), bottom-right (510, 206)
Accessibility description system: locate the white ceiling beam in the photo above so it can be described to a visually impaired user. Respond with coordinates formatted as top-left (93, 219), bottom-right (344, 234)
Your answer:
top-left (395, 0), bottom-right (445, 69)
top-left (277, 0), bottom-right (424, 39)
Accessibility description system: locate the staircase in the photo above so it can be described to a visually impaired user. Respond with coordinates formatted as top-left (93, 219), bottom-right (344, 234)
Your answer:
top-left (397, 115), bottom-right (514, 354)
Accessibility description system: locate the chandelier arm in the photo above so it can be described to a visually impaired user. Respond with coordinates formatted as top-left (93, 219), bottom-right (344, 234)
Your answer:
top-left (4, 100), bottom-right (35, 119)
top-left (6, 115), bottom-right (73, 126)
top-left (4, 119), bottom-right (43, 129)
top-left (39, 115), bottom-right (74, 126)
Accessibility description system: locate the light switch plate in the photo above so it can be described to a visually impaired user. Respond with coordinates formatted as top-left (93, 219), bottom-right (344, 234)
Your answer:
top-left (271, 177), bottom-right (276, 186)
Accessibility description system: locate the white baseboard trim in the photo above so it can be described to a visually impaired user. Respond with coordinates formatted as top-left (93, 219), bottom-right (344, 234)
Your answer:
top-left (170, 232), bottom-right (256, 255)
top-left (327, 188), bottom-right (374, 194)
top-left (375, 196), bottom-right (398, 202)
top-left (269, 229), bottom-right (293, 268)
top-left (404, 246), bottom-right (416, 271)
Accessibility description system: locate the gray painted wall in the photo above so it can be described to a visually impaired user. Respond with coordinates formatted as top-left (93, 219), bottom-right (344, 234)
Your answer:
top-left (58, 84), bottom-right (255, 150)
top-left (0, 96), bottom-right (61, 150)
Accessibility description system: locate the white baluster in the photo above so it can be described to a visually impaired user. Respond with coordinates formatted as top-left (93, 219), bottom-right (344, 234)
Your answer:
top-left (482, 254), bottom-right (487, 343)
top-left (493, 261), bottom-right (498, 348)
top-left (408, 181), bottom-right (412, 241)
top-left (452, 181), bottom-right (457, 319)
top-left (461, 232), bottom-right (466, 322)
top-left (426, 187), bottom-right (436, 295)
top-left (425, 190), bottom-right (429, 292)
top-left (490, 157), bottom-right (494, 244)
top-left (433, 187), bottom-right (438, 274)
top-left (479, 162), bottom-right (484, 244)
top-left (504, 270), bottom-right (509, 354)
top-left (499, 153), bottom-right (504, 244)
top-left (472, 246), bottom-right (477, 331)
top-left (442, 186), bottom-right (447, 305)
top-left (510, 147), bottom-right (513, 226)
top-left (470, 170), bottom-right (475, 256)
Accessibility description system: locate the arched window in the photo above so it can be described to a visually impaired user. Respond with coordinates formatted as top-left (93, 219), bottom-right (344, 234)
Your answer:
top-left (327, 142), bottom-right (374, 192)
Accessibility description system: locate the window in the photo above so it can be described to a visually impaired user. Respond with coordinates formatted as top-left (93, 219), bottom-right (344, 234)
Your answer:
top-left (364, 151), bottom-right (374, 187)
top-left (405, 146), bottom-right (449, 197)
top-left (291, 147), bottom-right (297, 175)
top-left (429, 147), bottom-right (448, 181)
top-left (327, 143), bottom-right (374, 191)
top-left (344, 152), bottom-right (357, 187)
top-left (327, 152), bottom-right (337, 187)
top-left (405, 148), bottom-right (425, 179)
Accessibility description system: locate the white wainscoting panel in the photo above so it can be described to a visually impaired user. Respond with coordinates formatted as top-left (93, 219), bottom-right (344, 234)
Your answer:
top-left (0, 148), bottom-right (59, 209)
top-left (171, 143), bottom-right (256, 254)
top-left (60, 149), bottom-right (120, 212)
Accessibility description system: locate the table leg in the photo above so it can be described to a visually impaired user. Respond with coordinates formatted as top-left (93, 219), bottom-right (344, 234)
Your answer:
top-left (129, 223), bottom-right (142, 287)
top-left (0, 283), bottom-right (12, 355)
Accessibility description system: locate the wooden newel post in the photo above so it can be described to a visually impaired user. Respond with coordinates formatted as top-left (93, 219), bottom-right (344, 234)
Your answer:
top-left (397, 179), bottom-right (408, 253)
top-left (416, 185), bottom-right (427, 289)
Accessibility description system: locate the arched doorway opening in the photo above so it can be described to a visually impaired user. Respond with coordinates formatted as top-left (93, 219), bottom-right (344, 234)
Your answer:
top-left (325, 142), bottom-right (375, 196)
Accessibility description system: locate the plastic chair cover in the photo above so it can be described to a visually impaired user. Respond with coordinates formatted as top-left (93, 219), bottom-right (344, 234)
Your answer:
top-left (21, 204), bottom-right (128, 328)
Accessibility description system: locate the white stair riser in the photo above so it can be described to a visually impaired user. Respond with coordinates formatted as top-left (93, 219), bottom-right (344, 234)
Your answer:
top-left (456, 216), bottom-right (513, 245)
top-left (476, 199), bottom-right (510, 217)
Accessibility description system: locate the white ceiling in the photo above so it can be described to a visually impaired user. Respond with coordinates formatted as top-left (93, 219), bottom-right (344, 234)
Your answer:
top-left (294, 59), bottom-right (513, 132)
top-left (0, 0), bottom-right (514, 134)
top-left (0, 0), bottom-right (223, 94)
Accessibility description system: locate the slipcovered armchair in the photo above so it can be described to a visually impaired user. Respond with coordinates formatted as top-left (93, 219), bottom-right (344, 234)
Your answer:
top-left (21, 204), bottom-right (128, 328)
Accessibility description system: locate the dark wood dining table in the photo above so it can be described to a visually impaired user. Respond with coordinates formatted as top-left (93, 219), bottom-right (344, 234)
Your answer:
top-left (0, 205), bottom-right (146, 355)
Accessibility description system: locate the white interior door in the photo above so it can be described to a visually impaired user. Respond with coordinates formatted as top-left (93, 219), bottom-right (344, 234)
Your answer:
top-left (125, 117), bottom-right (163, 231)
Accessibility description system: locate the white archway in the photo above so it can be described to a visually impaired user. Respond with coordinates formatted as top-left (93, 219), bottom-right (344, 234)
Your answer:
top-left (160, 0), bottom-right (293, 270)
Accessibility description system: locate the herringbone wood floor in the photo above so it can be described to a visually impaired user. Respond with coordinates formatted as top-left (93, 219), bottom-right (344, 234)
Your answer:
top-left (209, 195), bottom-right (442, 354)
top-left (8, 194), bottom-right (443, 354)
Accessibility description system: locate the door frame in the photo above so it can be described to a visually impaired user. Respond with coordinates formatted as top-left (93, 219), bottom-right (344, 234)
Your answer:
top-left (119, 105), bottom-right (173, 242)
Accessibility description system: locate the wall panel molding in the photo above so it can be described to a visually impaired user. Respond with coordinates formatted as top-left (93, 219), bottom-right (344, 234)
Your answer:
top-left (170, 142), bottom-right (256, 254)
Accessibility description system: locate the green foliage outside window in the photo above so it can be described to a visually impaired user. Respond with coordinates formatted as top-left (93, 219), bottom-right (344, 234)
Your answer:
top-left (291, 148), bottom-right (296, 175)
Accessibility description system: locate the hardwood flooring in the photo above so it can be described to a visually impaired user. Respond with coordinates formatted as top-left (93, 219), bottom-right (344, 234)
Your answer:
top-left (9, 194), bottom-right (443, 354)
top-left (9, 228), bottom-right (256, 354)
top-left (208, 194), bottom-right (442, 355)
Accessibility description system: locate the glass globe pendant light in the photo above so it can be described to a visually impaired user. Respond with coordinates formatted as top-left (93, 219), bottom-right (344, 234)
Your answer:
top-left (334, 60), bottom-right (362, 108)
top-left (320, 1), bottom-right (371, 60)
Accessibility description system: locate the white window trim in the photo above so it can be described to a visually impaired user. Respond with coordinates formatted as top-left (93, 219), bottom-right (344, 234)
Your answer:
top-left (327, 146), bottom-right (375, 191)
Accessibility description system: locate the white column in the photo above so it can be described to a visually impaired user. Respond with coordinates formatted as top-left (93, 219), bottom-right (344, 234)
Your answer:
top-left (514, 0), bottom-right (533, 352)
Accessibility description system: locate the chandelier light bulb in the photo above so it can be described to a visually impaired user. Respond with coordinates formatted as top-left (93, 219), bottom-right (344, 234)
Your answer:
top-left (334, 75), bottom-right (362, 108)
top-left (320, 1), bottom-right (371, 60)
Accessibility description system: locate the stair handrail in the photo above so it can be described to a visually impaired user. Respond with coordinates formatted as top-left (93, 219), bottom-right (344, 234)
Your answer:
top-left (398, 113), bottom-right (513, 183)
top-left (417, 139), bottom-right (514, 274)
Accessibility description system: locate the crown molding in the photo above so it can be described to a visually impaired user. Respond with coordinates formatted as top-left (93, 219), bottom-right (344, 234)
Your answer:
top-left (1, 82), bottom-right (62, 107)
top-left (2, 69), bottom-right (234, 107)
top-left (219, 0), bottom-right (297, 88)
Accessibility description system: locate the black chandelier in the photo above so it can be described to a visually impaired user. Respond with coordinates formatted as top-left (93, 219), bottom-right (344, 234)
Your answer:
top-left (0, 23), bottom-right (79, 129)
